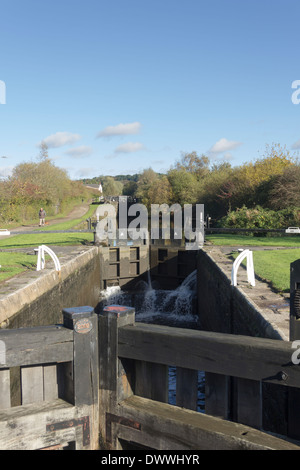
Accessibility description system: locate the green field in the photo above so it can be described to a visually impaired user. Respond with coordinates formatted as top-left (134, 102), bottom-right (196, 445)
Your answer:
top-left (206, 233), bottom-right (300, 247)
top-left (0, 251), bottom-right (38, 283)
top-left (0, 204), bottom-right (96, 283)
top-left (230, 249), bottom-right (300, 293)
top-left (1, 227), bottom-right (300, 291)
top-left (206, 233), bottom-right (300, 293)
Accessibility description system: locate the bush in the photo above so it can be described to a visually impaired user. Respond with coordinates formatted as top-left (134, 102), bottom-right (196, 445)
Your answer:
top-left (219, 205), bottom-right (300, 231)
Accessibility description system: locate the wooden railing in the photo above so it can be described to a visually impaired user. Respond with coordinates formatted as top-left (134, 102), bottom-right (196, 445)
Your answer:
top-left (0, 307), bottom-right (99, 450)
top-left (1, 304), bottom-right (300, 450)
top-left (99, 305), bottom-right (300, 450)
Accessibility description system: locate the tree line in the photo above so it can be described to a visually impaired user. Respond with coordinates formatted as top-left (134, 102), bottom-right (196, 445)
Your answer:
top-left (1, 141), bottom-right (299, 229)
top-left (0, 143), bottom-right (91, 224)
top-left (88, 143), bottom-right (300, 229)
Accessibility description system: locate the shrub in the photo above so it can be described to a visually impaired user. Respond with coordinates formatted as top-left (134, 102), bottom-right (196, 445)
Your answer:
top-left (219, 205), bottom-right (300, 231)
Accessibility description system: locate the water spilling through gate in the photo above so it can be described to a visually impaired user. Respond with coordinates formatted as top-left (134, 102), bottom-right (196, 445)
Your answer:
top-left (99, 269), bottom-right (205, 411)
top-left (100, 269), bottom-right (197, 326)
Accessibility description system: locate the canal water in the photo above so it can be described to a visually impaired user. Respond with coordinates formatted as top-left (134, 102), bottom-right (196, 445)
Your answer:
top-left (99, 270), bottom-right (205, 412)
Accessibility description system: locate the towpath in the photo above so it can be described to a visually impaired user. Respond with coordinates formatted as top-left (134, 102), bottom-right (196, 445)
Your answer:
top-left (0, 200), bottom-right (94, 244)
top-left (5, 200), bottom-right (92, 235)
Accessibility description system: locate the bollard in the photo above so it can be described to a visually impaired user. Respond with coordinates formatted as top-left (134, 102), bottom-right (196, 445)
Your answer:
top-left (62, 306), bottom-right (99, 406)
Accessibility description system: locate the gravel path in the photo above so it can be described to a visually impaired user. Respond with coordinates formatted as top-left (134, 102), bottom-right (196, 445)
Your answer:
top-left (3, 201), bottom-right (92, 235)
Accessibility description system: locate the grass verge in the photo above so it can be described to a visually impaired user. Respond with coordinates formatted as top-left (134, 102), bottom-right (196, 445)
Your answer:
top-left (0, 251), bottom-right (37, 283)
top-left (231, 248), bottom-right (300, 293)
top-left (206, 233), bottom-right (300, 247)
top-left (0, 203), bottom-right (97, 283)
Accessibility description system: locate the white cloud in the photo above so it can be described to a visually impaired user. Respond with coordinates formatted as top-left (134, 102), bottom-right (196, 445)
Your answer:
top-left (65, 146), bottom-right (93, 158)
top-left (209, 138), bottom-right (242, 155)
top-left (75, 167), bottom-right (96, 178)
top-left (41, 131), bottom-right (81, 148)
top-left (0, 166), bottom-right (13, 178)
top-left (114, 142), bottom-right (145, 154)
top-left (291, 139), bottom-right (300, 150)
top-left (97, 122), bottom-right (141, 138)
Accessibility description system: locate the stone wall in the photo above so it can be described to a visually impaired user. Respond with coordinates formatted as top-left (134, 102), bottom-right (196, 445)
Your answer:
top-left (197, 247), bottom-right (288, 340)
top-left (0, 246), bottom-right (100, 329)
top-left (197, 246), bottom-right (290, 435)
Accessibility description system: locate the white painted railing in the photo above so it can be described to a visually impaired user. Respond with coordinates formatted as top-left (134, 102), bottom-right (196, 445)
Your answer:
top-left (231, 249), bottom-right (255, 287)
top-left (36, 245), bottom-right (61, 273)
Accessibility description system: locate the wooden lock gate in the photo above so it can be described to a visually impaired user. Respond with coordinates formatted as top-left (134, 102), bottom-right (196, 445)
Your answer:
top-left (1, 304), bottom-right (300, 449)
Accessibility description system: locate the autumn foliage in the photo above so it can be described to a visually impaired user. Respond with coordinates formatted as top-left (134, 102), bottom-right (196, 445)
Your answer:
top-left (0, 154), bottom-right (88, 224)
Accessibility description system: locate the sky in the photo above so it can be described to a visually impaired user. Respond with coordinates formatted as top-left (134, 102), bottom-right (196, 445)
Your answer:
top-left (1, 0), bottom-right (300, 181)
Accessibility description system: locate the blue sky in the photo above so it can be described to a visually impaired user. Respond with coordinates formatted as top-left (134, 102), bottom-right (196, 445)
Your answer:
top-left (1, 0), bottom-right (300, 180)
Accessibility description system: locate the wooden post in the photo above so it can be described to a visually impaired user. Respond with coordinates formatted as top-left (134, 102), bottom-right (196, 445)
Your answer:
top-left (98, 305), bottom-right (135, 447)
top-left (63, 306), bottom-right (99, 449)
top-left (63, 306), bottom-right (99, 407)
top-left (288, 259), bottom-right (300, 439)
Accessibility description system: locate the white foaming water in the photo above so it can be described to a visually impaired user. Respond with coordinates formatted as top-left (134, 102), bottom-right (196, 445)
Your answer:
top-left (99, 270), bottom-right (198, 326)
top-left (99, 270), bottom-right (204, 411)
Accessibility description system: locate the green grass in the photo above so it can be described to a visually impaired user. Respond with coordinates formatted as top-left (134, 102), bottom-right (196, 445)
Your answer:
top-left (206, 233), bottom-right (300, 247)
top-left (231, 248), bottom-right (300, 293)
top-left (0, 204), bottom-right (96, 250)
top-left (38, 203), bottom-right (97, 232)
top-left (0, 204), bottom-right (97, 283)
top-left (210, 234), bottom-right (300, 293)
top-left (0, 251), bottom-right (37, 283)
top-left (0, 196), bottom-right (92, 230)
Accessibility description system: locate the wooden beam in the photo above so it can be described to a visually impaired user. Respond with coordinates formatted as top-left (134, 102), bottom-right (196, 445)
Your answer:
top-left (118, 323), bottom-right (300, 387)
top-left (117, 395), bottom-right (300, 450)
top-left (0, 326), bottom-right (73, 369)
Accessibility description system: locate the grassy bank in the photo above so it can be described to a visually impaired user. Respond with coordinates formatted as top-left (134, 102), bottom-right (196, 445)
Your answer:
top-left (206, 233), bottom-right (300, 247)
top-left (230, 248), bottom-right (300, 294)
top-left (0, 251), bottom-right (37, 283)
top-left (207, 234), bottom-right (300, 293)
top-left (0, 203), bottom-right (96, 283)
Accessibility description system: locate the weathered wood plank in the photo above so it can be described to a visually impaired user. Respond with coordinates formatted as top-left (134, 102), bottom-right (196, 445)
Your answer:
top-left (236, 378), bottom-right (262, 429)
top-left (21, 366), bottom-right (44, 405)
top-left (98, 306), bottom-right (135, 445)
top-left (135, 360), bottom-right (168, 403)
top-left (176, 367), bottom-right (198, 411)
top-left (0, 369), bottom-right (11, 409)
top-left (43, 364), bottom-right (58, 401)
top-left (117, 395), bottom-right (300, 450)
top-left (0, 399), bottom-right (93, 450)
top-left (205, 372), bottom-right (230, 419)
top-left (118, 323), bottom-right (300, 387)
top-left (0, 325), bottom-right (73, 369)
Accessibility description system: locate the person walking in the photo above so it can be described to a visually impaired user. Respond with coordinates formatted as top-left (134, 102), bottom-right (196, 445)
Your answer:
top-left (39, 208), bottom-right (46, 226)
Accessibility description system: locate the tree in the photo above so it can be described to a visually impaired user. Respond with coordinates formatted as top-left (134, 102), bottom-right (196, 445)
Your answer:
top-left (167, 168), bottom-right (200, 205)
top-left (122, 181), bottom-right (138, 197)
top-left (38, 141), bottom-right (49, 161)
top-left (102, 176), bottom-right (123, 196)
top-left (135, 168), bottom-right (158, 207)
top-left (147, 175), bottom-right (174, 205)
top-left (210, 144), bottom-right (294, 214)
top-left (269, 164), bottom-right (300, 209)
top-left (199, 162), bottom-right (233, 217)
top-left (174, 151), bottom-right (210, 180)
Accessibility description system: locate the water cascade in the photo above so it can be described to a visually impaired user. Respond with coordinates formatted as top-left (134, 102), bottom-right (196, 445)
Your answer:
top-left (99, 269), bottom-right (198, 327)
top-left (99, 269), bottom-right (205, 411)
